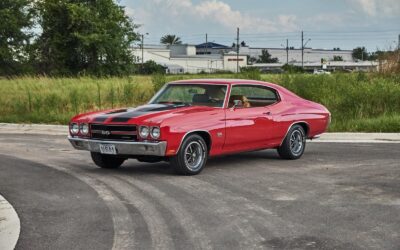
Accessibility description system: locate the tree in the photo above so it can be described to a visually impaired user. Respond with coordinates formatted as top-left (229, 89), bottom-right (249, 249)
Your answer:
top-left (35, 0), bottom-right (138, 76)
top-left (160, 34), bottom-right (182, 45)
top-left (352, 47), bottom-right (368, 61)
top-left (368, 50), bottom-right (385, 61)
top-left (247, 55), bottom-right (257, 65)
top-left (0, 0), bottom-right (35, 75)
top-left (257, 49), bottom-right (279, 63)
top-left (333, 55), bottom-right (343, 61)
top-left (240, 41), bottom-right (247, 47)
top-left (137, 60), bottom-right (165, 74)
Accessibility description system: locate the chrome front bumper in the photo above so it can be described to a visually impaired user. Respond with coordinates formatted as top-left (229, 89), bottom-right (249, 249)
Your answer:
top-left (68, 136), bottom-right (167, 156)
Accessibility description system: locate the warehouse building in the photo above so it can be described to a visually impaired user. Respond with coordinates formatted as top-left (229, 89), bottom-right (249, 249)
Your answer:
top-left (195, 42), bottom-right (354, 63)
top-left (131, 44), bottom-right (247, 74)
top-left (132, 42), bottom-right (377, 73)
top-left (240, 46), bottom-right (354, 63)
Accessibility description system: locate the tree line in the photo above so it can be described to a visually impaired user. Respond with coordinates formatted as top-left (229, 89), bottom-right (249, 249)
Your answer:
top-left (0, 0), bottom-right (138, 76)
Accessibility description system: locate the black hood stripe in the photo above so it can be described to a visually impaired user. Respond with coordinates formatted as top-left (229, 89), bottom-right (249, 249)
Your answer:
top-left (93, 116), bottom-right (108, 122)
top-left (93, 104), bottom-right (181, 123)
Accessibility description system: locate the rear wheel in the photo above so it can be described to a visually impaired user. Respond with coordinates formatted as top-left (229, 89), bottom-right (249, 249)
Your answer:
top-left (170, 134), bottom-right (208, 175)
top-left (91, 152), bottom-right (125, 169)
top-left (277, 125), bottom-right (306, 160)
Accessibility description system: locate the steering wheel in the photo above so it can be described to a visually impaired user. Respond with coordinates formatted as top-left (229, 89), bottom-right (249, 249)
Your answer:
top-left (209, 98), bottom-right (220, 103)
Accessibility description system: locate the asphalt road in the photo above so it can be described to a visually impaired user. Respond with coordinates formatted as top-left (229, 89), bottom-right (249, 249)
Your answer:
top-left (0, 133), bottom-right (399, 250)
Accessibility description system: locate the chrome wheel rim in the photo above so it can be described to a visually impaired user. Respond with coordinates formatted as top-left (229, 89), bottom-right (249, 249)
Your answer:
top-left (290, 130), bottom-right (304, 156)
top-left (184, 141), bottom-right (204, 171)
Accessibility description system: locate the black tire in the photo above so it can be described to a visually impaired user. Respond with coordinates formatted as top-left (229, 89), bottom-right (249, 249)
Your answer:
top-left (91, 152), bottom-right (125, 169)
top-left (277, 125), bottom-right (306, 160)
top-left (170, 134), bottom-right (208, 175)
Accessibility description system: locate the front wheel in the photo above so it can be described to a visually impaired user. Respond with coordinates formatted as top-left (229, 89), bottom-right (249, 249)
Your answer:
top-left (91, 152), bottom-right (126, 169)
top-left (277, 125), bottom-right (306, 160)
top-left (170, 134), bottom-right (208, 175)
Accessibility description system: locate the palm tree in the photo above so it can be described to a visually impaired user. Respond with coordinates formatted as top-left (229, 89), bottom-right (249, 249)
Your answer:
top-left (160, 34), bottom-right (182, 45)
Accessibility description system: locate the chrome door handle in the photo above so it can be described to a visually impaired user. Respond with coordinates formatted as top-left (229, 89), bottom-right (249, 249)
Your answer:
top-left (263, 112), bottom-right (272, 115)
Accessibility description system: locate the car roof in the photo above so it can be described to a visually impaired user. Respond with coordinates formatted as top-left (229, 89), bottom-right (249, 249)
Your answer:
top-left (169, 78), bottom-right (303, 101)
top-left (169, 78), bottom-right (289, 93)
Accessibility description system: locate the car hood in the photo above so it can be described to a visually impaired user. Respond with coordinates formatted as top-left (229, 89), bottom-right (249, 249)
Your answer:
top-left (72, 104), bottom-right (217, 125)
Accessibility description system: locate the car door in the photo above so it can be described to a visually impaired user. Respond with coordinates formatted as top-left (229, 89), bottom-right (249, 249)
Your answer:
top-left (223, 84), bottom-right (279, 152)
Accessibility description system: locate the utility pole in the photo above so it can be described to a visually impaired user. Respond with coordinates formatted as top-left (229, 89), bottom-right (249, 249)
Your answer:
top-left (205, 33), bottom-right (208, 55)
top-left (398, 34), bottom-right (400, 50)
top-left (141, 33), bottom-right (149, 70)
top-left (286, 39), bottom-right (289, 64)
top-left (236, 27), bottom-right (240, 73)
top-left (397, 34), bottom-right (400, 62)
top-left (301, 31), bottom-right (311, 69)
top-left (141, 34), bottom-right (144, 69)
top-left (301, 31), bottom-right (304, 68)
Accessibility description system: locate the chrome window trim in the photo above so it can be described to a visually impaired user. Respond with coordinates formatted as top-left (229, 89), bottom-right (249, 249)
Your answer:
top-left (227, 82), bottom-right (281, 109)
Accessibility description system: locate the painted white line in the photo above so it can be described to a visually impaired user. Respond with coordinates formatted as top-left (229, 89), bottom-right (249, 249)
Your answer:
top-left (310, 139), bottom-right (400, 144)
top-left (0, 195), bottom-right (20, 250)
top-left (1, 123), bottom-right (400, 143)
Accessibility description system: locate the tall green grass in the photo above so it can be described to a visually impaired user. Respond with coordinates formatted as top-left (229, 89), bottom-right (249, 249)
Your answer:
top-left (261, 73), bottom-right (400, 132)
top-left (0, 76), bottom-right (154, 124)
top-left (0, 73), bottom-right (399, 132)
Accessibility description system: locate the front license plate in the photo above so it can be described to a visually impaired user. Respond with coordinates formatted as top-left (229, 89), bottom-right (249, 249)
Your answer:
top-left (99, 144), bottom-right (117, 155)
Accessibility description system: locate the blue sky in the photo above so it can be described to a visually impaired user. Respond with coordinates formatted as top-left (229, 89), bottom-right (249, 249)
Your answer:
top-left (120, 0), bottom-right (400, 51)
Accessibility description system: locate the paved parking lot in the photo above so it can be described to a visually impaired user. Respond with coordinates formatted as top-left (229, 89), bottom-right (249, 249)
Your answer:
top-left (0, 132), bottom-right (399, 249)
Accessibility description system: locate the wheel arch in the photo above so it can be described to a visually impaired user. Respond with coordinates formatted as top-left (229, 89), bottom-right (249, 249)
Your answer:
top-left (296, 122), bottom-right (309, 137)
top-left (177, 130), bottom-right (212, 154)
top-left (280, 121), bottom-right (310, 146)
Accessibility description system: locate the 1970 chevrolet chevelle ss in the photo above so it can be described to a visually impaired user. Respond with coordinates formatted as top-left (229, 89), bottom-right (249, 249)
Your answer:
top-left (68, 79), bottom-right (330, 175)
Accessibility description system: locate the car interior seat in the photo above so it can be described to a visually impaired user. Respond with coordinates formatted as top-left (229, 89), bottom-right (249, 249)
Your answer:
top-left (229, 95), bottom-right (251, 108)
top-left (192, 94), bottom-right (210, 104)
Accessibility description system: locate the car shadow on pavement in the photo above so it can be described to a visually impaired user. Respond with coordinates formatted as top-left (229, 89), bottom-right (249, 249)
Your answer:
top-left (81, 149), bottom-right (287, 176)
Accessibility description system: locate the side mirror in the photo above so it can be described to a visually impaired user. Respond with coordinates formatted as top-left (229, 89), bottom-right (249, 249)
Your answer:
top-left (231, 100), bottom-right (243, 110)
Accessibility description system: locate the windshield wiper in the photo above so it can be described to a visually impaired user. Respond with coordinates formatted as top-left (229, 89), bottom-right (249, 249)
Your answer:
top-left (172, 102), bottom-right (191, 107)
top-left (156, 101), bottom-right (191, 107)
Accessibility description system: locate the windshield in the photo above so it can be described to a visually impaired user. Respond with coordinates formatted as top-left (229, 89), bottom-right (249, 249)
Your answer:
top-left (150, 84), bottom-right (228, 108)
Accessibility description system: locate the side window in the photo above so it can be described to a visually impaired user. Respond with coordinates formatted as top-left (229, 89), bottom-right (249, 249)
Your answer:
top-left (229, 85), bottom-right (278, 108)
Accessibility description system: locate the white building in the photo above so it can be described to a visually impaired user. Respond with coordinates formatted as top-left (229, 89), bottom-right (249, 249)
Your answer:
top-left (132, 44), bottom-right (247, 74)
top-left (194, 42), bottom-right (354, 63)
top-left (240, 47), bottom-right (354, 63)
top-left (132, 42), bottom-right (378, 73)
top-left (248, 61), bottom-right (379, 72)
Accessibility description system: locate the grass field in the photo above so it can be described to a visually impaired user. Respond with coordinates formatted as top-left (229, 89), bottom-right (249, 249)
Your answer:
top-left (0, 73), bottom-right (399, 132)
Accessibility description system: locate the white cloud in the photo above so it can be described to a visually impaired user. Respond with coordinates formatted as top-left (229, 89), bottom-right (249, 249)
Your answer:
top-left (348, 0), bottom-right (400, 16)
top-left (129, 0), bottom-right (298, 33)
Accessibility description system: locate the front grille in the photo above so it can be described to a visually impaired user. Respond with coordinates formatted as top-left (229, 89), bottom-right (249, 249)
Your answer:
top-left (90, 124), bottom-right (137, 141)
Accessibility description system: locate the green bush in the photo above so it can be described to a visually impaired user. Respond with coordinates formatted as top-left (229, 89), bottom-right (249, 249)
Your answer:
top-left (239, 67), bottom-right (262, 80)
top-left (136, 60), bottom-right (166, 75)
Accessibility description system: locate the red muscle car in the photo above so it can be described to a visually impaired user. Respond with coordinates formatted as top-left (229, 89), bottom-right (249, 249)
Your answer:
top-left (68, 79), bottom-right (330, 175)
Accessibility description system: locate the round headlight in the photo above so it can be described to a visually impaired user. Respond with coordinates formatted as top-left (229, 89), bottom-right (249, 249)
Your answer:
top-left (151, 127), bottom-right (160, 139)
top-left (139, 126), bottom-right (149, 138)
top-left (70, 123), bottom-right (79, 135)
top-left (80, 123), bottom-right (89, 135)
